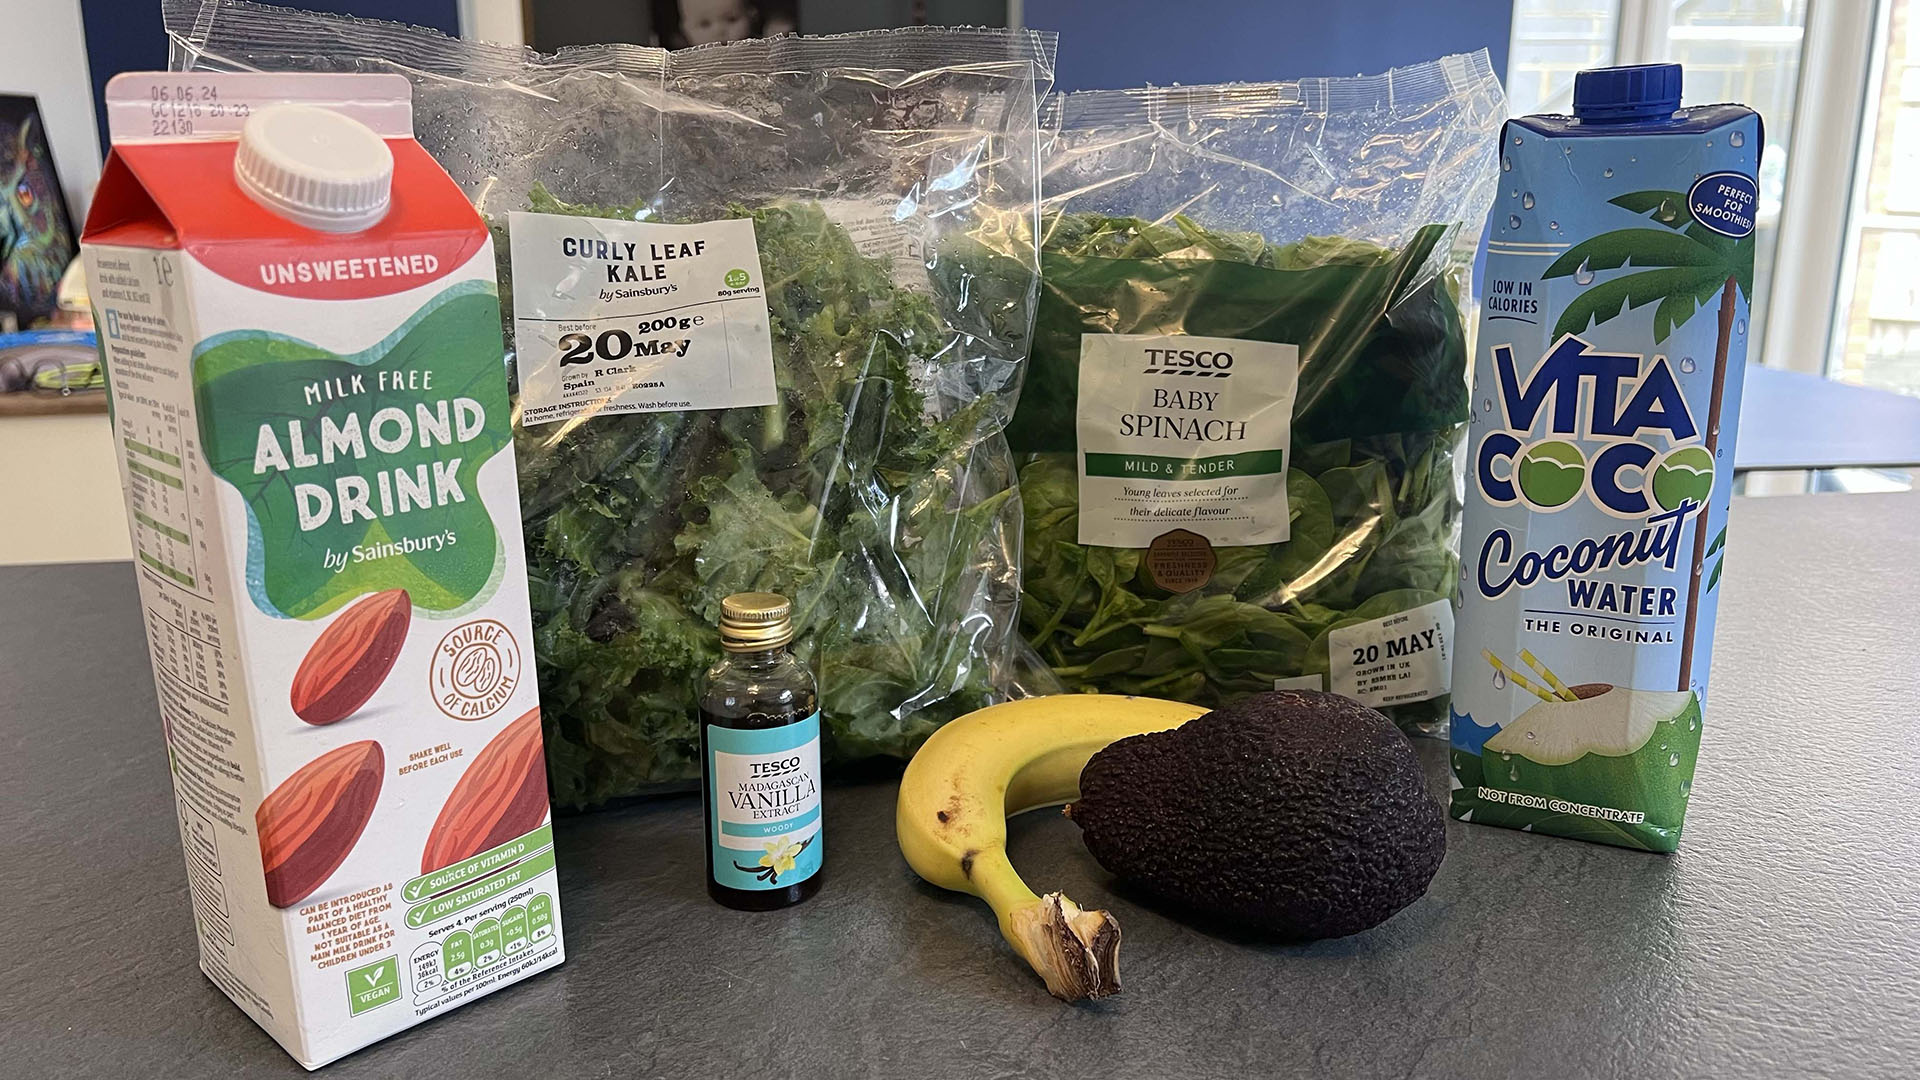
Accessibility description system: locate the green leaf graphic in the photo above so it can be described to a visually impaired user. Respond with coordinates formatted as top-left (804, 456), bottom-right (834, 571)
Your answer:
top-left (1542, 229), bottom-right (1723, 279)
top-left (1706, 526), bottom-right (1727, 558)
top-left (194, 284), bottom-right (510, 619)
top-left (1552, 266), bottom-right (1727, 342)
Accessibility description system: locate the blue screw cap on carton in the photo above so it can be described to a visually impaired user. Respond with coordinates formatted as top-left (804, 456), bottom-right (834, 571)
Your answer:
top-left (1573, 63), bottom-right (1683, 123)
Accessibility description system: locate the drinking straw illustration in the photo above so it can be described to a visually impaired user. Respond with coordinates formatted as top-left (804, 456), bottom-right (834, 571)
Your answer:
top-left (1482, 650), bottom-right (1558, 704)
top-left (1518, 649), bottom-right (1579, 701)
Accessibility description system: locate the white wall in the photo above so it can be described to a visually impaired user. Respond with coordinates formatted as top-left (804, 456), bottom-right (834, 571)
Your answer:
top-left (2, 0), bottom-right (103, 219)
top-left (0, 413), bottom-right (130, 564)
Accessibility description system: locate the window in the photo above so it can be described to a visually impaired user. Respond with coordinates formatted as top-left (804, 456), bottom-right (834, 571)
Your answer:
top-left (1831, 0), bottom-right (1920, 396)
top-left (1506, 1), bottom-right (1810, 365)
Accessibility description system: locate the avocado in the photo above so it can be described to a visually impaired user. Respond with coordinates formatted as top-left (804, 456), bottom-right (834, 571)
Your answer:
top-left (1069, 690), bottom-right (1444, 939)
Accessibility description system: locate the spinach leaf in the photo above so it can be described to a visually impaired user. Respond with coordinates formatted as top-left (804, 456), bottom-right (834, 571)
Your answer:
top-left (1012, 213), bottom-right (1468, 733)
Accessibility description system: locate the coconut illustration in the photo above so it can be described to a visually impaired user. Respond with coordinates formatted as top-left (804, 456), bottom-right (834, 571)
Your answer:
top-left (1516, 439), bottom-right (1586, 508)
top-left (1481, 680), bottom-right (1702, 848)
top-left (1651, 445), bottom-right (1715, 511)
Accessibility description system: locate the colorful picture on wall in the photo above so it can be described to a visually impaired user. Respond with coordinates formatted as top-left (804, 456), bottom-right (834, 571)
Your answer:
top-left (0, 95), bottom-right (77, 327)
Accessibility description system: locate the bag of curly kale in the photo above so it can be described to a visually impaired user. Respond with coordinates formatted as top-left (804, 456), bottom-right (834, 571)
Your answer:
top-left (1010, 56), bottom-right (1504, 734)
top-left (170, 0), bottom-right (1054, 806)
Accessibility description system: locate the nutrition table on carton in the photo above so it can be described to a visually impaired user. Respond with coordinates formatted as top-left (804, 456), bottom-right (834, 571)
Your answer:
top-left (3, 491), bottom-right (1916, 1080)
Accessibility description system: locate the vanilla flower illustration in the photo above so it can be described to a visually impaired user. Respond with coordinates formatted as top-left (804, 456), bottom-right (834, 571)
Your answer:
top-left (760, 840), bottom-right (802, 875)
top-left (734, 835), bottom-right (813, 884)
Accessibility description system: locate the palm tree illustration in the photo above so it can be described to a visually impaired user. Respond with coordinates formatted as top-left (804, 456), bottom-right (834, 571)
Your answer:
top-left (1540, 190), bottom-right (1754, 693)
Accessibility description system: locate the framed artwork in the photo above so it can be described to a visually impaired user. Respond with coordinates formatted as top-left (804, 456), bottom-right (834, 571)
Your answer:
top-left (0, 95), bottom-right (76, 327)
top-left (650, 0), bottom-right (799, 49)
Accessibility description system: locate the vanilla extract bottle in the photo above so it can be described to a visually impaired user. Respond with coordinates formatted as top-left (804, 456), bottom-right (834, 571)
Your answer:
top-left (698, 592), bottom-right (824, 910)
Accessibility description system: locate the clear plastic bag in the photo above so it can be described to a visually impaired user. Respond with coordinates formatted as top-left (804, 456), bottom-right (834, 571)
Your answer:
top-left (1010, 56), bottom-right (1504, 734)
top-left (169, 0), bottom-right (1055, 806)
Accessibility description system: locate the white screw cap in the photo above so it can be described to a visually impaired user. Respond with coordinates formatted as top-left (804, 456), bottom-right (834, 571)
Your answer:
top-left (234, 104), bottom-right (394, 233)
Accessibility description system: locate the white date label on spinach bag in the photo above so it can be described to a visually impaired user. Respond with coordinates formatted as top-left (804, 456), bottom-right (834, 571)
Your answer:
top-left (1076, 333), bottom-right (1297, 548)
top-left (509, 213), bottom-right (777, 425)
top-left (1329, 598), bottom-right (1454, 707)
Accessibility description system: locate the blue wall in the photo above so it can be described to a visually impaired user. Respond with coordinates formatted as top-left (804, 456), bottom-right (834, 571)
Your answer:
top-left (80, 0), bottom-right (461, 156)
top-left (1024, 0), bottom-right (1511, 91)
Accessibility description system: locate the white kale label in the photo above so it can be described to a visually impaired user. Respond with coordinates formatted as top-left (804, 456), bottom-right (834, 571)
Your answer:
top-left (509, 213), bottom-right (777, 425)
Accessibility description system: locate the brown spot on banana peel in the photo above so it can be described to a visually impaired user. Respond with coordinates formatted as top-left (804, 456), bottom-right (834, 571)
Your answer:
top-left (960, 849), bottom-right (976, 880)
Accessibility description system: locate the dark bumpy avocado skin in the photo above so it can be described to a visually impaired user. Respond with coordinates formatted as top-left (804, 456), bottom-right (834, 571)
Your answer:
top-left (1072, 690), bottom-right (1445, 940)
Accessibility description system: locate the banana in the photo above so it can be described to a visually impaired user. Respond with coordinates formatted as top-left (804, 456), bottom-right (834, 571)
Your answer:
top-left (896, 694), bottom-right (1205, 1000)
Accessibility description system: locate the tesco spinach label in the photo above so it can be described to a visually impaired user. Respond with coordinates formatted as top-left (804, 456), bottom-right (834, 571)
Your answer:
top-left (1075, 333), bottom-right (1298, 548)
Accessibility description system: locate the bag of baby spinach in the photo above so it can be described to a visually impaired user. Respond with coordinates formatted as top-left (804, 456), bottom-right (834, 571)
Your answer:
top-left (169, 0), bottom-right (1054, 805)
top-left (1012, 57), bottom-right (1504, 733)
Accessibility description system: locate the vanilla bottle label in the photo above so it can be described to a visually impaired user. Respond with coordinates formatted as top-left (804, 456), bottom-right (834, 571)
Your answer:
top-left (705, 714), bottom-right (823, 891)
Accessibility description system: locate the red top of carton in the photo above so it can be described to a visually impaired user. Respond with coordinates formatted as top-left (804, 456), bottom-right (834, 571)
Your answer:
top-left (82, 75), bottom-right (487, 302)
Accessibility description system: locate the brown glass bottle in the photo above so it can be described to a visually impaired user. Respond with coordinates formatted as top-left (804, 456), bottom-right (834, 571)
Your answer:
top-left (698, 592), bottom-right (823, 910)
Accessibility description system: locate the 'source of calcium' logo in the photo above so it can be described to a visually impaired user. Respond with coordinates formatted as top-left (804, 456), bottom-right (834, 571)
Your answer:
top-left (1476, 335), bottom-right (1711, 518)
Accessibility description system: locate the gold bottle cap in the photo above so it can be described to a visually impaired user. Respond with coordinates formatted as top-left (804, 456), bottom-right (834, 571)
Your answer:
top-left (719, 592), bottom-right (794, 651)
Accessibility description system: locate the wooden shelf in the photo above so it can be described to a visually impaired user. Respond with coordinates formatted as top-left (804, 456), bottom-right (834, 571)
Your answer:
top-left (0, 392), bottom-right (108, 418)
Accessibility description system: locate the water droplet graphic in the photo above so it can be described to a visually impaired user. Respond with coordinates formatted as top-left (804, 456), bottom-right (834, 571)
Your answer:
top-left (1736, 318), bottom-right (1747, 335)
top-left (1669, 752), bottom-right (1681, 767)
top-left (1680, 356), bottom-right (1697, 373)
top-left (1501, 752), bottom-right (1511, 762)
top-left (1658, 199), bottom-right (1676, 222)
top-left (1549, 221), bottom-right (1560, 231)
top-left (1492, 669), bottom-right (1506, 689)
top-left (1603, 167), bottom-right (1614, 178)
top-left (1510, 188), bottom-right (1518, 198)
top-left (1688, 717), bottom-right (1697, 732)
top-left (1705, 139), bottom-right (1714, 148)
top-left (1502, 157), bottom-right (1512, 172)
top-left (1521, 192), bottom-right (1535, 210)
top-left (1525, 730), bottom-right (1536, 740)
top-left (1508, 214), bottom-right (1522, 230)
top-left (1482, 398), bottom-right (1493, 412)
top-left (1630, 156), bottom-right (1638, 163)
top-left (1574, 259), bottom-right (1595, 285)
top-left (1509, 763), bottom-right (1520, 781)
top-left (1681, 780), bottom-right (1693, 796)
top-left (1512, 135), bottom-right (1523, 147)
top-left (1730, 131), bottom-right (1745, 147)
top-left (1659, 743), bottom-right (1668, 751)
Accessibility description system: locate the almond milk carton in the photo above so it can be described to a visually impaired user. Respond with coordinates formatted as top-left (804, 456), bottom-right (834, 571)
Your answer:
top-left (81, 72), bottom-right (564, 1068)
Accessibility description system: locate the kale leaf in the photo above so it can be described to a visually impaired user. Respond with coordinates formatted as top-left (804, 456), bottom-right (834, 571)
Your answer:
top-left (508, 186), bottom-right (1020, 807)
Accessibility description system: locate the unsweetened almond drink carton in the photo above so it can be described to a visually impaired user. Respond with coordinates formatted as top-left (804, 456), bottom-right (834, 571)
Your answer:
top-left (81, 72), bottom-right (563, 1068)
top-left (1449, 64), bottom-right (1760, 852)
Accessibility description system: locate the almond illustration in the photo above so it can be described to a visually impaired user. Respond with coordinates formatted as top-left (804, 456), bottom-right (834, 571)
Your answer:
top-left (256, 740), bottom-right (384, 909)
top-left (421, 708), bottom-right (550, 873)
top-left (290, 589), bottom-right (410, 725)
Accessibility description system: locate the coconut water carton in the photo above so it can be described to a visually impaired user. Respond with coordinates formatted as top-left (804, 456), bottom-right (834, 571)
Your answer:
top-left (82, 73), bottom-right (564, 1067)
top-left (1449, 65), bottom-right (1760, 852)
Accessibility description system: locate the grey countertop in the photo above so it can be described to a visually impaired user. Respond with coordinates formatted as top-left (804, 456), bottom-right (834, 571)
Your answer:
top-left (5, 491), bottom-right (1919, 1079)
